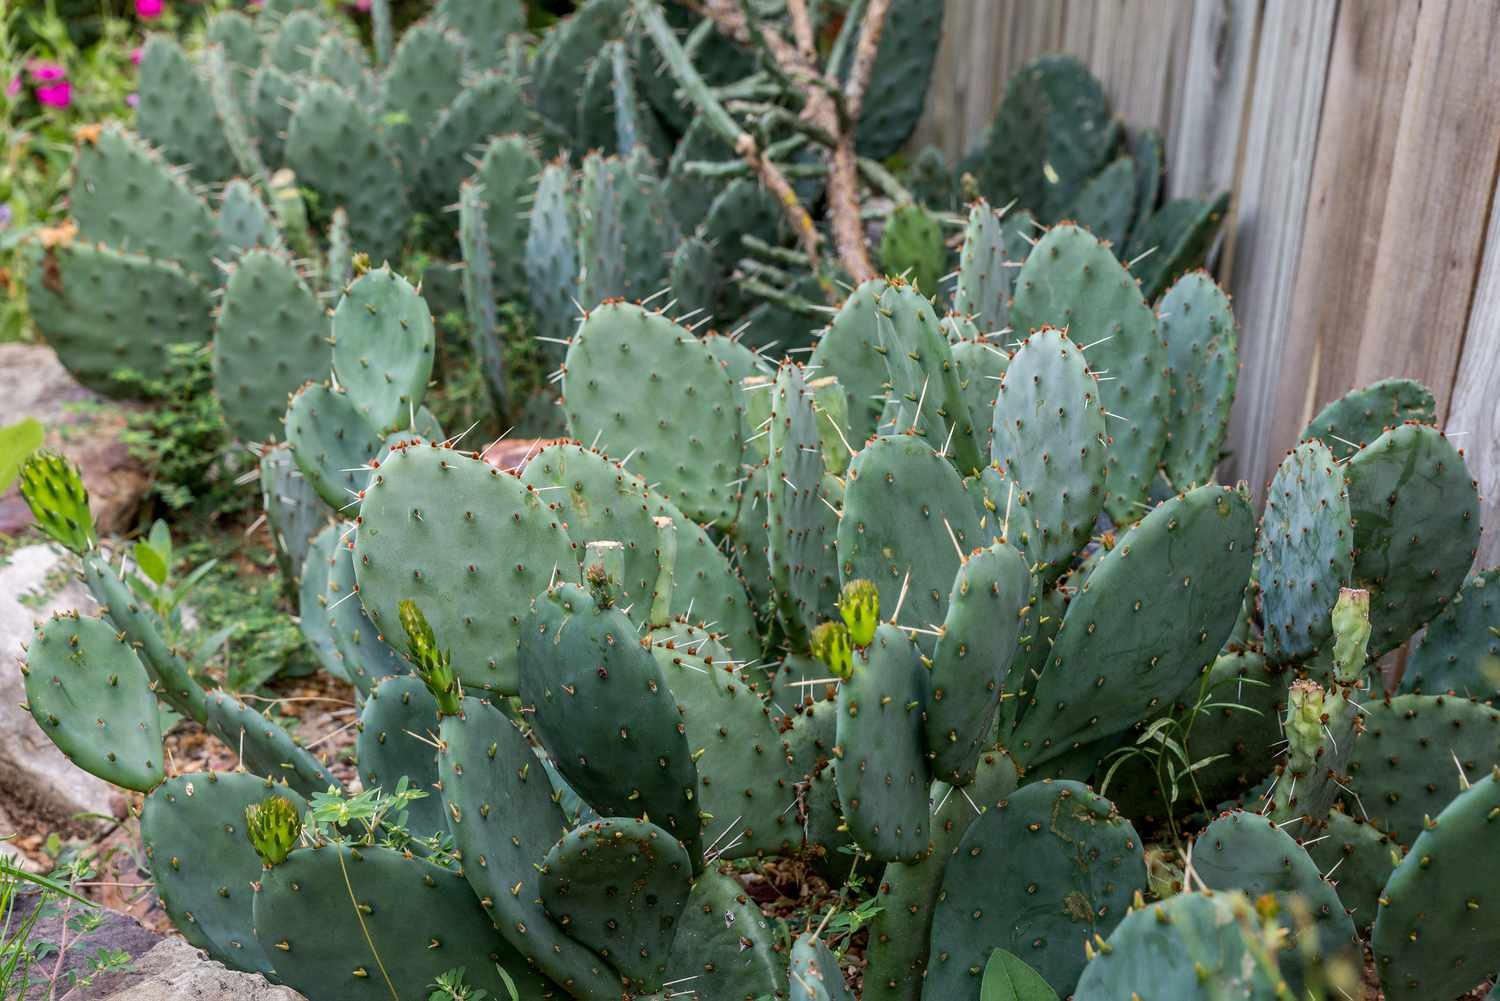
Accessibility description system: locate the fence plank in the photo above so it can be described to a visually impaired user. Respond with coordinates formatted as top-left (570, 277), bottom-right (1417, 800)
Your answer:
top-left (1219, 0), bottom-right (1337, 496)
top-left (1075, 0), bottom-right (1195, 133)
top-left (1263, 1), bottom-right (1421, 472)
top-left (1167, 0), bottom-right (1262, 200)
top-left (1344, 4), bottom-right (1500, 414)
top-left (1446, 186), bottom-right (1500, 571)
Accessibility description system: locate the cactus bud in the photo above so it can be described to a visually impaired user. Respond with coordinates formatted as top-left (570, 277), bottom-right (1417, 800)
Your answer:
top-left (19, 451), bottom-right (96, 554)
top-left (837, 579), bottom-right (880, 648)
top-left (584, 540), bottom-right (624, 608)
top-left (1330, 587), bottom-right (1371, 686)
top-left (245, 795), bottom-right (302, 867)
top-left (1284, 679), bottom-right (1329, 773)
top-left (399, 599), bottom-right (461, 715)
top-left (811, 621), bottom-right (854, 680)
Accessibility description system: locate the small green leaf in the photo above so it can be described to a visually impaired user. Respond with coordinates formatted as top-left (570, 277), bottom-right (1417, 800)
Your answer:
top-left (980, 949), bottom-right (1060, 1001)
top-left (148, 518), bottom-right (172, 568)
top-left (133, 540), bottom-right (169, 586)
top-left (0, 418), bottom-right (45, 492)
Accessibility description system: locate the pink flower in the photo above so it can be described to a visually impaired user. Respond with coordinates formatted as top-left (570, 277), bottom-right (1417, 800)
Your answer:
top-left (5, 76), bottom-right (20, 99)
top-left (135, 0), bottom-right (164, 19)
top-left (35, 81), bottom-right (71, 108)
top-left (353, 0), bottom-right (372, 8)
top-left (130, 47), bottom-right (143, 66)
top-left (28, 60), bottom-right (66, 83)
top-left (126, 93), bottom-right (139, 107)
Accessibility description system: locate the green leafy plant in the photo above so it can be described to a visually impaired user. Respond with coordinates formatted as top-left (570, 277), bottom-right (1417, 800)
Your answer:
top-left (118, 343), bottom-right (247, 515)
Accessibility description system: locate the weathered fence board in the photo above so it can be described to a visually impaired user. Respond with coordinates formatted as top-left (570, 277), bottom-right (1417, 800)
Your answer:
top-left (1217, 0), bottom-right (1337, 495)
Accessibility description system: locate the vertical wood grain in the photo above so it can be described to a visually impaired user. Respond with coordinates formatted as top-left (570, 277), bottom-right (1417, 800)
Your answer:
top-left (1219, 0), bottom-right (1337, 496)
top-left (1447, 187), bottom-right (1500, 570)
top-left (1167, 0), bottom-right (1262, 199)
top-left (1074, 0), bottom-right (1196, 132)
top-left (1342, 4), bottom-right (1500, 412)
top-left (1264, 1), bottom-right (1421, 471)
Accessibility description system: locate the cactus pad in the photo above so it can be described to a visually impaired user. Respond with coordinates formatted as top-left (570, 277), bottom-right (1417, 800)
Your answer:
top-left (70, 125), bottom-right (217, 284)
top-left (768, 362), bottom-right (840, 644)
top-left (789, 933), bottom-right (855, 1001)
top-left (836, 623), bottom-right (931, 861)
top-left (253, 843), bottom-right (555, 1000)
top-left (141, 773), bottom-right (305, 976)
top-left (1257, 440), bottom-right (1353, 663)
top-left (283, 382), bottom-right (383, 509)
top-left (520, 583), bottom-right (701, 856)
top-left (927, 780), bottom-right (1146, 996)
top-left (1009, 223), bottom-right (1168, 522)
top-left (437, 697), bottom-right (624, 999)
top-left (330, 267), bottom-right (435, 432)
top-left (215, 251), bottom-right (330, 444)
top-left (1346, 424), bottom-right (1479, 656)
top-left (1402, 568), bottom-right (1500, 697)
top-left (356, 443), bottom-right (576, 693)
top-left (1372, 768), bottom-right (1500, 1001)
top-left (26, 242), bottom-right (212, 397)
top-left (135, 36), bottom-right (235, 183)
top-left (839, 435), bottom-right (980, 643)
top-left (354, 675), bottom-right (444, 834)
top-left (926, 542), bottom-right (1029, 785)
top-left (1158, 271), bottom-right (1237, 490)
top-left (23, 613), bottom-right (164, 792)
top-left (1192, 810), bottom-right (1357, 973)
top-left (1009, 484), bottom-right (1254, 766)
top-left (1072, 891), bottom-right (1290, 1000)
top-left (1302, 378), bottom-right (1437, 461)
top-left (285, 82), bottom-right (409, 264)
top-left (1344, 693), bottom-right (1500, 844)
top-left (991, 327), bottom-right (1108, 581)
top-left (565, 302), bottom-right (742, 526)
top-left (542, 817), bottom-right (693, 992)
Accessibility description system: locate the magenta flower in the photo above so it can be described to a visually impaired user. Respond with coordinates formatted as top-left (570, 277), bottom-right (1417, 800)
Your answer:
top-left (127, 93), bottom-right (140, 107)
top-left (35, 81), bottom-right (71, 108)
top-left (28, 60), bottom-right (66, 83)
top-left (5, 76), bottom-right (20, 99)
top-left (135, 0), bottom-right (164, 19)
top-left (131, 47), bottom-right (144, 66)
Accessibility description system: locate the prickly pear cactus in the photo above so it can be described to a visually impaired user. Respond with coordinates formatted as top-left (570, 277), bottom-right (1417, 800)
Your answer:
top-left (1371, 767), bottom-right (1500, 1001)
top-left (926, 780), bottom-right (1146, 997)
top-left (1009, 223), bottom-right (1168, 522)
top-left (141, 774), bottom-right (306, 977)
top-left (22, 613), bottom-right (164, 792)
top-left (541, 817), bottom-right (693, 993)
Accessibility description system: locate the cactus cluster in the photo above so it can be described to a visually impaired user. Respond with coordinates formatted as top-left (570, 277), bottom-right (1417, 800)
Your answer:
top-left (13, 2), bottom-right (1500, 1000)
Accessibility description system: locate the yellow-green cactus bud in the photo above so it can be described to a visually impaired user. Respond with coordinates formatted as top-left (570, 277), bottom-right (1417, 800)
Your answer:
top-left (399, 599), bottom-right (462, 715)
top-left (18, 451), bottom-right (96, 554)
top-left (1330, 587), bottom-right (1371, 686)
top-left (837, 579), bottom-right (879, 648)
top-left (1284, 679), bottom-right (1329, 773)
top-left (244, 795), bottom-right (302, 867)
top-left (811, 621), bottom-right (854, 680)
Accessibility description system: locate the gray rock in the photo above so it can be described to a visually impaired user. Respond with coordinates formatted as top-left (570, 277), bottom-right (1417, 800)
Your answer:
top-left (0, 544), bottom-right (118, 831)
top-left (60, 936), bottom-right (305, 1001)
top-left (0, 343), bottom-right (147, 538)
top-left (13, 899), bottom-right (162, 1000)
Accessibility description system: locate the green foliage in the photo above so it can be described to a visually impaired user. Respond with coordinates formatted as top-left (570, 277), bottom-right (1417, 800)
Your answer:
top-left (118, 343), bottom-right (247, 516)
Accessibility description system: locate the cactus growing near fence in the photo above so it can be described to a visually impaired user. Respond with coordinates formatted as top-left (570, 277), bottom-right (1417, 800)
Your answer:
top-left (13, 2), bottom-right (1500, 999)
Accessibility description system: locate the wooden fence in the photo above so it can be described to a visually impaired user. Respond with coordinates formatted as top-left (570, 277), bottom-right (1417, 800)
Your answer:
top-left (914, 0), bottom-right (1500, 567)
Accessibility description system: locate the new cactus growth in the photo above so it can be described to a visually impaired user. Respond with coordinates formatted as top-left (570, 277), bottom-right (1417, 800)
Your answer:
top-left (398, 599), bottom-right (461, 716)
top-left (243, 795), bottom-right (302, 867)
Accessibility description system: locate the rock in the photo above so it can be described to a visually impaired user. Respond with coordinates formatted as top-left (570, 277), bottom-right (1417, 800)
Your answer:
top-left (12, 901), bottom-right (163, 1000)
top-left (0, 343), bottom-right (147, 538)
top-left (0, 544), bottom-right (119, 831)
top-left (60, 936), bottom-right (305, 1001)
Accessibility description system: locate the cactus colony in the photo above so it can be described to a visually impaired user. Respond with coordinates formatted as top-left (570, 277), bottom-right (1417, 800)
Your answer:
top-left (14, 0), bottom-right (1500, 999)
